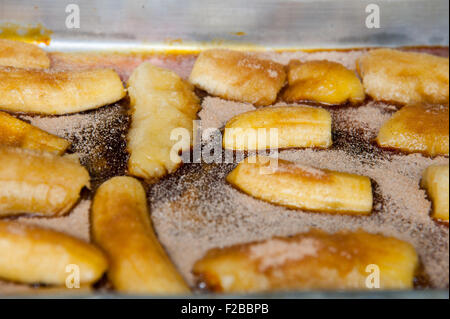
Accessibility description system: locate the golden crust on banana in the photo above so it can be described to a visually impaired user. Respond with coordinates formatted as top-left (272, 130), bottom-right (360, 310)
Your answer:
top-left (357, 49), bottom-right (449, 105)
top-left (223, 106), bottom-right (332, 151)
top-left (0, 220), bottom-right (107, 286)
top-left (227, 156), bottom-right (373, 215)
top-left (376, 104), bottom-right (449, 156)
top-left (127, 62), bottom-right (200, 180)
top-left (92, 176), bottom-right (190, 294)
top-left (283, 60), bottom-right (365, 105)
top-left (0, 111), bottom-right (70, 154)
top-left (193, 229), bottom-right (418, 292)
top-left (0, 147), bottom-right (90, 217)
top-left (0, 39), bottom-right (50, 69)
top-left (0, 67), bottom-right (125, 114)
top-left (189, 49), bottom-right (286, 106)
top-left (421, 165), bottom-right (449, 222)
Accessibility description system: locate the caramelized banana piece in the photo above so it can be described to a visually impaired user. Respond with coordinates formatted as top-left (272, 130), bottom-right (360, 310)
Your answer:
top-left (283, 60), bottom-right (365, 105)
top-left (421, 165), bottom-right (449, 222)
top-left (376, 104), bottom-right (449, 156)
top-left (0, 111), bottom-right (70, 154)
top-left (0, 39), bottom-right (50, 69)
top-left (189, 49), bottom-right (286, 106)
top-left (0, 147), bottom-right (90, 217)
top-left (0, 221), bottom-right (107, 286)
top-left (223, 106), bottom-right (332, 150)
top-left (357, 49), bottom-right (449, 105)
top-left (92, 176), bottom-right (190, 294)
top-left (193, 230), bottom-right (418, 292)
top-left (0, 67), bottom-right (125, 114)
top-left (227, 156), bottom-right (373, 215)
top-left (127, 62), bottom-right (200, 179)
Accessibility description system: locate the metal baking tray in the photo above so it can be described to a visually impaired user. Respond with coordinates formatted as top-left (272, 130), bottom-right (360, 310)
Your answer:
top-left (0, 0), bottom-right (449, 299)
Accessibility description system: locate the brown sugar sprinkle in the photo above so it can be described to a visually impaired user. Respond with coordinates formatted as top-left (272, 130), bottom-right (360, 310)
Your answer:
top-left (1, 47), bottom-right (448, 293)
top-left (156, 94), bottom-right (448, 288)
top-left (19, 103), bottom-right (130, 188)
top-left (198, 97), bottom-right (256, 132)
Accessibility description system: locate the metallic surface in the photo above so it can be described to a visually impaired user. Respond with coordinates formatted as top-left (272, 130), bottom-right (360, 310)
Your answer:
top-left (0, 0), bottom-right (448, 298)
top-left (0, 0), bottom-right (449, 51)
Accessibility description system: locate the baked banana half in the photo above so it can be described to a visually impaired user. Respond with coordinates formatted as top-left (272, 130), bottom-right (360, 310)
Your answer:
top-left (0, 39), bottom-right (50, 69)
top-left (127, 62), bottom-right (200, 180)
top-left (421, 164), bottom-right (449, 222)
top-left (0, 67), bottom-right (125, 114)
top-left (227, 156), bottom-right (373, 215)
top-left (223, 106), bottom-right (332, 151)
top-left (189, 49), bottom-right (286, 106)
top-left (193, 229), bottom-right (418, 292)
top-left (0, 147), bottom-right (90, 217)
top-left (92, 176), bottom-right (190, 294)
top-left (0, 111), bottom-right (70, 154)
top-left (376, 104), bottom-right (449, 157)
top-left (357, 49), bottom-right (449, 105)
top-left (283, 60), bottom-right (365, 105)
top-left (0, 221), bottom-right (107, 286)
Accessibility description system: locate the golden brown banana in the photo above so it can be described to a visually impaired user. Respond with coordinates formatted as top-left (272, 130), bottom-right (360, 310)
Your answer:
top-left (0, 67), bottom-right (125, 114)
top-left (283, 60), bottom-right (365, 105)
top-left (357, 49), bottom-right (449, 105)
top-left (0, 220), bottom-right (107, 286)
top-left (421, 164), bottom-right (449, 222)
top-left (0, 39), bottom-right (50, 69)
top-left (0, 111), bottom-right (70, 154)
top-left (193, 229), bottom-right (418, 292)
top-left (227, 156), bottom-right (373, 215)
top-left (127, 62), bottom-right (200, 180)
top-left (223, 106), bottom-right (332, 151)
top-left (376, 104), bottom-right (449, 156)
top-left (92, 176), bottom-right (190, 294)
top-left (189, 49), bottom-right (286, 106)
top-left (0, 147), bottom-right (90, 217)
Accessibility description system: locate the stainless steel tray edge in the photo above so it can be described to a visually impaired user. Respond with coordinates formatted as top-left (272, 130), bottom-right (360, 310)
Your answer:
top-left (0, 0), bottom-right (448, 299)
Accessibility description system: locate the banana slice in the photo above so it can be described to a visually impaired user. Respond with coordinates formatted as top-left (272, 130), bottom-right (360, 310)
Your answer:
top-left (376, 104), bottom-right (449, 156)
top-left (227, 156), bottom-right (373, 215)
top-left (127, 62), bottom-right (200, 180)
top-left (92, 176), bottom-right (190, 294)
top-left (421, 164), bottom-right (449, 222)
top-left (0, 67), bottom-right (125, 114)
top-left (0, 111), bottom-right (70, 154)
top-left (0, 220), bottom-right (107, 286)
top-left (283, 60), bottom-right (365, 105)
top-left (193, 229), bottom-right (418, 292)
top-left (0, 39), bottom-right (50, 69)
top-left (189, 49), bottom-right (286, 106)
top-left (223, 106), bottom-right (332, 151)
top-left (0, 147), bottom-right (90, 217)
top-left (357, 49), bottom-right (449, 105)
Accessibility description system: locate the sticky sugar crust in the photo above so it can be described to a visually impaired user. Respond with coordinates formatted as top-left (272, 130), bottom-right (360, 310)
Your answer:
top-left (283, 60), bottom-right (365, 105)
top-left (189, 49), bottom-right (286, 106)
top-left (357, 49), bottom-right (449, 105)
top-left (91, 176), bottom-right (190, 294)
top-left (0, 66), bottom-right (125, 114)
top-left (0, 111), bottom-right (70, 154)
top-left (223, 106), bottom-right (332, 151)
top-left (193, 229), bottom-right (418, 292)
top-left (0, 147), bottom-right (90, 217)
